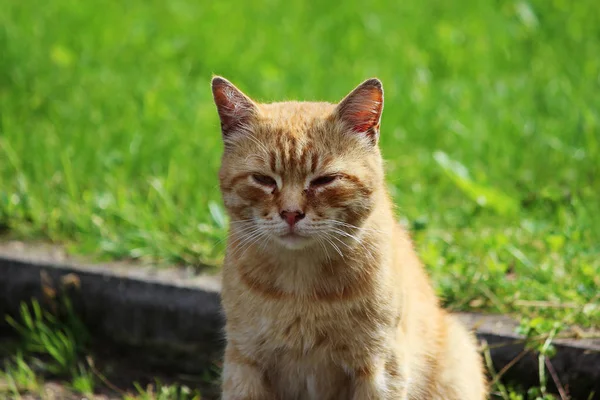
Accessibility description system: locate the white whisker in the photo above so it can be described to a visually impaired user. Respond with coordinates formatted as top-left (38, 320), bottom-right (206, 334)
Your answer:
top-left (239, 230), bottom-right (270, 258)
top-left (319, 232), bottom-right (344, 258)
top-left (229, 226), bottom-right (263, 258)
top-left (315, 235), bottom-right (332, 264)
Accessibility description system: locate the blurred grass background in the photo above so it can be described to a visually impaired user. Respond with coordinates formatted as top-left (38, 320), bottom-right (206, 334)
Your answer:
top-left (0, 0), bottom-right (598, 327)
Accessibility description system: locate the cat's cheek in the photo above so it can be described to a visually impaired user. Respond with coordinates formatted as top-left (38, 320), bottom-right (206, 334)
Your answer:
top-left (222, 185), bottom-right (272, 219)
top-left (259, 206), bottom-right (275, 219)
top-left (235, 185), bottom-right (272, 205)
top-left (309, 186), bottom-right (370, 210)
top-left (345, 198), bottom-right (375, 226)
top-left (312, 188), bottom-right (374, 226)
top-left (221, 192), bottom-right (247, 217)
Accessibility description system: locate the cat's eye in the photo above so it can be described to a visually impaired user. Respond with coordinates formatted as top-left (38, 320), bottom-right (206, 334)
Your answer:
top-left (310, 175), bottom-right (337, 187)
top-left (252, 174), bottom-right (277, 187)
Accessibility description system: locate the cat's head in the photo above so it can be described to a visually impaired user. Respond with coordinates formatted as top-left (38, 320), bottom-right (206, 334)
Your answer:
top-left (212, 77), bottom-right (385, 252)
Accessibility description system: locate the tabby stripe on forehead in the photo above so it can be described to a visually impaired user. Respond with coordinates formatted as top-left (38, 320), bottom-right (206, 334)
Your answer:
top-left (289, 136), bottom-right (298, 158)
top-left (302, 139), bottom-right (316, 171)
top-left (299, 147), bottom-right (309, 171)
top-left (275, 130), bottom-right (286, 167)
top-left (285, 139), bottom-right (294, 172)
top-left (294, 140), bottom-right (304, 170)
top-left (272, 133), bottom-right (284, 173)
top-left (310, 152), bottom-right (319, 172)
top-left (269, 150), bottom-right (277, 172)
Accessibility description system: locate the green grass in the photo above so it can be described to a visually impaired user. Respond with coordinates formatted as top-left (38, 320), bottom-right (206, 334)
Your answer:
top-left (124, 381), bottom-right (202, 400)
top-left (0, 0), bottom-right (598, 329)
top-left (1, 352), bottom-right (43, 397)
top-left (4, 297), bottom-right (95, 395)
top-left (1, 296), bottom-right (214, 399)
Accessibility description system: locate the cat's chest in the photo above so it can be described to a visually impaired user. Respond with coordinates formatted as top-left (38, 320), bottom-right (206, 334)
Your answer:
top-left (224, 261), bottom-right (388, 357)
top-left (241, 302), bottom-right (349, 399)
top-left (244, 299), bottom-right (360, 357)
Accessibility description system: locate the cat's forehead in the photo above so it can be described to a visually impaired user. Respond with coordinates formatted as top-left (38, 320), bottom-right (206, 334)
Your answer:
top-left (238, 102), bottom-right (343, 177)
top-left (258, 102), bottom-right (335, 130)
top-left (251, 102), bottom-right (337, 149)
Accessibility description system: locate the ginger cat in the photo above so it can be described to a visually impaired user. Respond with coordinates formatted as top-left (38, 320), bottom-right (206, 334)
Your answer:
top-left (212, 76), bottom-right (486, 400)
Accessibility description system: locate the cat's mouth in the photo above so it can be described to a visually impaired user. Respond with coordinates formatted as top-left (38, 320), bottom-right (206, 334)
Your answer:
top-left (280, 232), bottom-right (305, 240)
top-left (276, 232), bottom-right (311, 249)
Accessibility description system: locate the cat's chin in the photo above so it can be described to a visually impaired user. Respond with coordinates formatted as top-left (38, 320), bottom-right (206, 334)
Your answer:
top-left (275, 233), bottom-right (313, 250)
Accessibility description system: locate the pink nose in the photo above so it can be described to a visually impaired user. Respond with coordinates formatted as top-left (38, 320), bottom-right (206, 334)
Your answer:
top-left (280, 210), bottom-right (305, 227)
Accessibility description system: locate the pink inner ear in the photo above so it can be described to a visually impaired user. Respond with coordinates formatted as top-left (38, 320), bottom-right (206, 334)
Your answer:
top-left (351, 109), bottom-right (380, 133)
top-left (213, 86), bottom-right (234, 115)
top-left (212, 78), bottom-right (256, 135)
top-left (339, 83), bottom-right (383, 134)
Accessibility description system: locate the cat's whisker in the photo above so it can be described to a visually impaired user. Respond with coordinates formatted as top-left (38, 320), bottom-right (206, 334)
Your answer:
top-left (327, 222), bottom-right (389, 259)
top-left (233, 227), bottom-right (262, 244)
top-left (318, 240), bottom-right (331, 264)
top-left (228, 226), bottom-right (263, 239)
top-left (328, 228), bottom-right (378, 265)
top-left (329, 227), bottom-right (363, 243)
top-left (327, 219), bottom-right (386, 234)
top-left (327, 232), bottom-right (355, 251)
top-left (258, 232), bottom-right (272, 253)
top-left (209, 220), bottom-right (261, 251)
top-left (229, 232), bottom-right (261, 256)
top-left (229, 227), bottom-right (264, 258)
top-left (314, 235), bottom-right (332, 264)
top-left (230, 219), bottom-right (256, 225)
top-left (327, 227), bottom-right (365, 247)
top-left (239, 230), bottom-right (271, 259)
top-left (332, 221), bottom-right (383, 235)
top-left (228, 221), bottom-right (282, 239)
top-left (230, 223), bottom-right (258, 232)
top-left (319, 232), bottom-right (344, 258)
top-left (234, 226), bottom-right (268, 251)
top-left (226, 227), bottom-right (255, 248)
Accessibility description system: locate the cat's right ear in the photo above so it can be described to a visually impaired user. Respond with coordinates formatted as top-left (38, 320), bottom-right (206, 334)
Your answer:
top-left (211, 76), bottom-right (258, 139)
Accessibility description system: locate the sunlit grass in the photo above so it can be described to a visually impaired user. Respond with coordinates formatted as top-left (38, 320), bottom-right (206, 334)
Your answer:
top-left (0, 0), bottom-right (598, 328)
top-left (1, 297), bottom-right (211, 399)
top-left (124, 381), bottom-right (202, 400)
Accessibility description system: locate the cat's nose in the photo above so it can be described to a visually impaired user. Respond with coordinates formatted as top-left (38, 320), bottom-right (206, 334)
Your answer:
top-left (280, 210), bottom-right (305, 227)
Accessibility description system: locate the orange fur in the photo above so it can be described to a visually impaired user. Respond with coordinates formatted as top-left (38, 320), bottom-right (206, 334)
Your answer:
top-left (212, 76), bottom-right (487, 400)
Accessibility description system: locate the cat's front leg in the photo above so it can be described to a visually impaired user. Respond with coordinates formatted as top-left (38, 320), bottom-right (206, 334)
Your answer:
top-left (349, 356), bottom-right (408, 400)
top-left (221, 344), bottom-right (275, 400)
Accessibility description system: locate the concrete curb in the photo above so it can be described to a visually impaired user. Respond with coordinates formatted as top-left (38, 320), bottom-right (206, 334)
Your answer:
top-left (1, 253), bottom-right (598, 398)
top-left (0, 254), bottom-right (224, 372)
top-left (457, 313), bottom-right (600, 399)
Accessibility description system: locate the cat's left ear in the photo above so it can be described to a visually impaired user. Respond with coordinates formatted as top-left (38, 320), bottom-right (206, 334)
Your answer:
top-left (334, 78), bottom-right (384, 144)
top-left (211, 76), bottom-right (258, 139)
